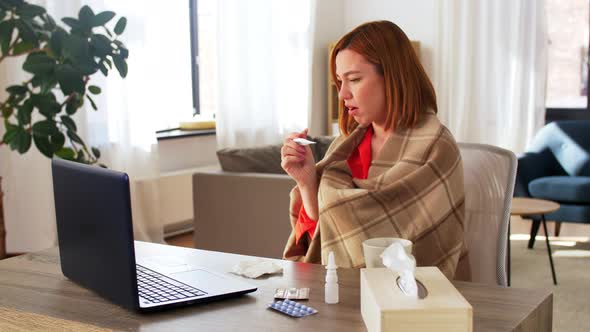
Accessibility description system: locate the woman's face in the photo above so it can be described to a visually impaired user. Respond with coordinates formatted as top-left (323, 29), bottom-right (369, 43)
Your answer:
top-left (335, 49), bottom-right (387, 128)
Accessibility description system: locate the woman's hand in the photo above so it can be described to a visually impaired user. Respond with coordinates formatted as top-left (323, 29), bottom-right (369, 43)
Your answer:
top-left (281, 129), bottom-right (317, 188)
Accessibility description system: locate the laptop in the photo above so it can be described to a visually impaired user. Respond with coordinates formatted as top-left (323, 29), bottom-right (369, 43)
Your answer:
top-left (51, 158), bottom-right (257, 312)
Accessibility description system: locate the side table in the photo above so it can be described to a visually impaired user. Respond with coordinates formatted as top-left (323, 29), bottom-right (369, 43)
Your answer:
top-left (510, 197), bottom-right (560, 285)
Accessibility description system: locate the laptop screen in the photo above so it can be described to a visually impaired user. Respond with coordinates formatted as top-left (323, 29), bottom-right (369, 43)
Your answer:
top-left (52, 158), bottom-right (139, 311)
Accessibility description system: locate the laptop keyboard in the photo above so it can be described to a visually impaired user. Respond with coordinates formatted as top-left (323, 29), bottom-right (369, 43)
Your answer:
top-left (137, 264), bottom-right (208, 304)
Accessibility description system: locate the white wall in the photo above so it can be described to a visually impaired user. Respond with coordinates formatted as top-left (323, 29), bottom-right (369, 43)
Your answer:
top-left (0, 149), bottom-right (57, 254)
top-left (344, 0), bottom-right (437, 77)
top-left (309, 0), bottom-right (346, 136)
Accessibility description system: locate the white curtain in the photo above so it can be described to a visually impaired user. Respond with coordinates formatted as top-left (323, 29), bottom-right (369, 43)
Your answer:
top-left (215, 0), bottom-right (314, 149)
top-left (434, 0), bottom-right (548, 153)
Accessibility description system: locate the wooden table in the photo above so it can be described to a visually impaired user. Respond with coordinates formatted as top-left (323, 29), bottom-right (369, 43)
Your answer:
top-left (510, 197), bottom-right (560, 285)
top-left (0, 242), bottom-right (553, 331)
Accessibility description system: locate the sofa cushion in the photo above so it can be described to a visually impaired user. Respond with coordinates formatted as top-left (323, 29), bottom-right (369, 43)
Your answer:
top-left (217, 144), bottom-right (285, 174)
top-left (529, 176), bottom-right (590, 204)
top-left (311, 135), bottom-right (336, 162)
top-left (216, 135), bottom-right (336, 174)
top-left (529, 121), bottom-right (590, 176)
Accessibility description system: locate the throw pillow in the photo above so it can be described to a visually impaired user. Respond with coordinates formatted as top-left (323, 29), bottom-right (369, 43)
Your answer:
top-left (217, 145), bottom-right (285, 174)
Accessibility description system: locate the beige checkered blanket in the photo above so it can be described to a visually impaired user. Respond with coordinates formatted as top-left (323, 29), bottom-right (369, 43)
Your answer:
top-left (283, 113), bottom-right (468, 279)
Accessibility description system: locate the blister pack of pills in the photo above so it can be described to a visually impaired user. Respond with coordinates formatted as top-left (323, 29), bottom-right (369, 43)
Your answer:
top-left (267, 299), bottom-right (318, 318)
top-left (274, 287), bottom-right (310, 300)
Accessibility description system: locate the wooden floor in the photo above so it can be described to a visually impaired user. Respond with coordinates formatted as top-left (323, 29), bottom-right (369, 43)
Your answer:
top-left (510, 216), bottom-right (590, 238)
top-left (166, 232), bottom-right (195, 248)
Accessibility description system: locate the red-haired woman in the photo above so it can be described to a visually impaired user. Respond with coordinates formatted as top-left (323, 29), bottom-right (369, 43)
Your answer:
top-left (281, 21), bottom-right (468, 280)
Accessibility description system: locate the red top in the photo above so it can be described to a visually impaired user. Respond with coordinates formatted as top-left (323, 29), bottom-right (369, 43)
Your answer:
top-left (294, 126), bottom-right (373, 244)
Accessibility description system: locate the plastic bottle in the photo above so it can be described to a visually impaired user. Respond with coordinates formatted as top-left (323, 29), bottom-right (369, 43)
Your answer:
top-left (325, 251), bottom-right (339, 304)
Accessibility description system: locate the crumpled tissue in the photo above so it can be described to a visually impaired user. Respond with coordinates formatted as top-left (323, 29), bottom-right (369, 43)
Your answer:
top-left (380, 242), bottom-right (418, 298)
top-left (232, 259), bottom-right (283, 279)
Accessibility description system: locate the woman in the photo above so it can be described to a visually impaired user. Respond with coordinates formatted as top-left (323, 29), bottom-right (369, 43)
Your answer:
top-left (281, 21), bottom-right (468, 279)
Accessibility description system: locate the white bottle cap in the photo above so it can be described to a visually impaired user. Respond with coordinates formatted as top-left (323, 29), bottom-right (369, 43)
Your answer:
top-left (327, 251), bottom-right (337, 270)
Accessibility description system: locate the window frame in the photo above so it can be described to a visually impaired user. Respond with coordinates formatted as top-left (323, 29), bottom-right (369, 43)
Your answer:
top-left (189, 0), bottom-right (200, 116)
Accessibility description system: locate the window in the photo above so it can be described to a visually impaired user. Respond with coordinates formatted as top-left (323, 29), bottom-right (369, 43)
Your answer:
top-left (189, 0), bottom-right (217, 119)
top-left (156, 0), bottom-right (217, 132)
top-left (545, 0), bottom-right (589, 110)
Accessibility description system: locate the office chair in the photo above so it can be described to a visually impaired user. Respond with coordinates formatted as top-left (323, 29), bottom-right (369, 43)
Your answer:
top-left (459, 143), bottom-right (517, 286)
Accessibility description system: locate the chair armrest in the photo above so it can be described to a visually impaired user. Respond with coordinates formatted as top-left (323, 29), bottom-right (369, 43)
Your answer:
top-left (192, 170), bottom-right (296, 258)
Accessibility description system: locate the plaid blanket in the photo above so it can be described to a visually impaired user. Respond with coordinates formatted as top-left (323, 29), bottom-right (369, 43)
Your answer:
top-left (283, 112), bottom-right (468, 279)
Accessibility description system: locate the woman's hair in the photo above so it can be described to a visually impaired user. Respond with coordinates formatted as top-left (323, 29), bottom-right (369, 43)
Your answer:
top-left (329, 20), bottom-right (437, 135)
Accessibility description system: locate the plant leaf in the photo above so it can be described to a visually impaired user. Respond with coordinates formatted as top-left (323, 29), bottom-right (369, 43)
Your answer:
top-left (31, 92), bottom-right (60, 117)
top-left (3, 0), bottom-right (26, 7)
top-left (41, 13), bottom-right (57, 30)
top-left (65, 94), bottom-right (81, 115)
top-left (61, 17), bottom-right (80, 30)
top-left (55, 147), bottom-right (75, 160)
top-left (78, 5), bottom-right (94, 23)
top-left (67, 129), bottom-right (84, 145)
top-left (75, 149), bottom-right (87, 163)
top-left (10, 125), bottom-right (31, 154)
top-left (88, 85), bottom-right (101, 94)
top-left (89, 33), bottom-right (111, 57)
top-left (92, 11), bottom-right (115, 27)
top-left (98, 60), bottom-right (108, 76)
top-left (60, 114), bottom-right (77, 132)
top-left (2, 123), bottom-right (18, 144)
top-left (91, 146), bottom-right (101, 159)
top-left (113, 16), bottom-right (126, 35)
top-left (119, 46), bottom-right (128, 59)
top-left (62, 33), bottom-right (89, 61)
top-left (112, 54), bottom-right (127, 78)
top-left (15, 19), bottom-right (38, 45)
top-left (6, 85), bottom-right (27, 95)
top-left (15, 3), bottom-right (45, 18)
top-left (32, 119), bottom-right (58, 137)
top-left (0, 20), bottom-right (15, 56)
top-left (11, 40), bottom-right (34, 54)
top-left (23, 52), bottom-right (55, 75)
top-left (50, 131), bottom-right (65, 150)
top-left (33, 134), bottom-right (52, 157)
top-left (13, 127), bottom-right (32, 154)
top-left (55, 64), bottom-right (85, 95)
top-left (37, 74), bottom-right (58, 94)
top-left (48, 28), bottom-right (66, 57)
top-left (1, 104), bottom-right (14, 117)
top-left (16, 99), bottom-right (33, 125)
top-left (86, 94), bottom-right (97, 110)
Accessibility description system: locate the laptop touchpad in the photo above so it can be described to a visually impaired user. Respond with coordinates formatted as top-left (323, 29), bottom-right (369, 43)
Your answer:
top-left (171, 269), bottom-right (228, 292)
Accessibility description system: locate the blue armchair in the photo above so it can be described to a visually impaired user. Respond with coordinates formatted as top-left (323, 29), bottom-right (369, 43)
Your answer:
top-left (514, 120), bottom-right (590, 248)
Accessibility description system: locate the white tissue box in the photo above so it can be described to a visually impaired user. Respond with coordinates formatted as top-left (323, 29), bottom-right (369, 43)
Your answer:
top-left (360, 267), bottom-right (472, 332)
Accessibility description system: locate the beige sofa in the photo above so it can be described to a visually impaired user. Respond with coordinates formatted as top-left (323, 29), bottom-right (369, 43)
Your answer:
top-left (192, 137), bottom-right (333, 259)
top-left (192, 170), bottom-right (294, 259)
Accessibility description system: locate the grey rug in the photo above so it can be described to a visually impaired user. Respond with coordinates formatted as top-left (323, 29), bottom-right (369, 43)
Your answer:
top-left (510, 236), bottom-right (590, 332)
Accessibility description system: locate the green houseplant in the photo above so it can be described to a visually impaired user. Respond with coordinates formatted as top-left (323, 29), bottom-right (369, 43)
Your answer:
top-left (0, 0), bottom-right (129, 258)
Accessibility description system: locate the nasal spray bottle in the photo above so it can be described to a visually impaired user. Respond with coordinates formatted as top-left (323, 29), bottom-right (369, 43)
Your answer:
top-left (325, 251), bottom-right (339, 304)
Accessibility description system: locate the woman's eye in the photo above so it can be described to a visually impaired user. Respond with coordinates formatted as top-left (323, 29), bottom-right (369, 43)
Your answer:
top-left (349, 78), bottom-right (360, 82)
